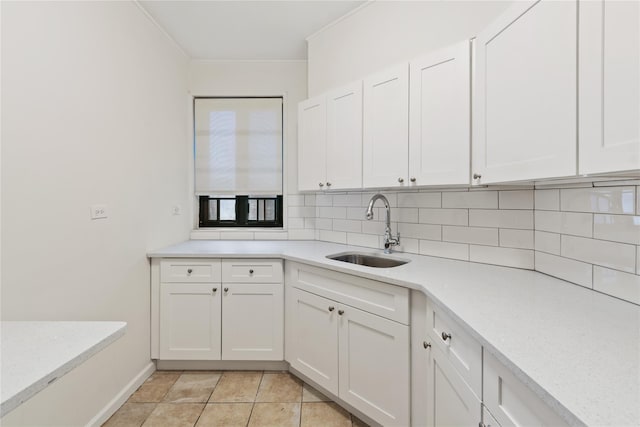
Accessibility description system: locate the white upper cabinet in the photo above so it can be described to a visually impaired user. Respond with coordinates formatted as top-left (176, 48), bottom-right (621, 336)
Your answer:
top-left (409, 40), bottom-right (471, 186)
top-left (298, 95), bottom-right (327, 191)
top-left (298, 83), bottom-right (363, 191)
top-left (363, 63), bottom-right (410, 188)
top-left (326, 81), bottom-right (363, 189)
top-left (579, 0), bottom-right (640, 174)
top-left (472, 0), bottom-right (578, 184)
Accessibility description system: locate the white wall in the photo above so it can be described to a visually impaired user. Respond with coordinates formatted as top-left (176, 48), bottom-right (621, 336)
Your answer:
top-left (188, 60), bottom-right (314, 240)
top-left (307, 1), bottom-right (512, 96)
top-left (1, 1), bottom-right (190, 425)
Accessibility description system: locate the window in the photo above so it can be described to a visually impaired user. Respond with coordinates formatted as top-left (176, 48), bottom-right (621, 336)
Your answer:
top-left (194, 97), bottom-right (283, 228)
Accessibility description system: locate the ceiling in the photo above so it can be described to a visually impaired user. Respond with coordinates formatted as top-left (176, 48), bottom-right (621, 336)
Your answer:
top-left (138, 1), bottom-right (365, 60)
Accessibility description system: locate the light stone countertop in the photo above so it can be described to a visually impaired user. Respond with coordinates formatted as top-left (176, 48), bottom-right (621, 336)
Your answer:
top-left (148, 240), bottom-right (640, 427)
top-left (0, 321), bottom-right (127, 416)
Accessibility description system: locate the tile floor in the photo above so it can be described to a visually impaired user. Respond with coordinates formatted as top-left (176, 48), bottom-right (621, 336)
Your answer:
top-left (103, 371), bottom-right (370, 427)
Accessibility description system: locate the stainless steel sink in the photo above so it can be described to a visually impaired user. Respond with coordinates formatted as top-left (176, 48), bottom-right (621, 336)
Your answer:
top-left (326, 252), bottom-right (409, 268)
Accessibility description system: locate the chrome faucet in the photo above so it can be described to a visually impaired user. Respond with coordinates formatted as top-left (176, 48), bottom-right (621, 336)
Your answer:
top-left (365, 193), bottom-right (400, 254)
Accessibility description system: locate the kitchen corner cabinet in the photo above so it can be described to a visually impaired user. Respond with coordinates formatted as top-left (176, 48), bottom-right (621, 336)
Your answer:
top-left (153, 258), bottom-right (283, 361)
top-left (297, 81), bottom-right (363, 192)
top-left (409, 40), bottom-right (471, 186)
top-left (285, 262), bottom-right (410, 426)
top-left (363, 63), bottom-right (410, 188)
top-left (472, 0), bottom-right (577, 184)
top-left (579, 0), bottom-right (640, 175)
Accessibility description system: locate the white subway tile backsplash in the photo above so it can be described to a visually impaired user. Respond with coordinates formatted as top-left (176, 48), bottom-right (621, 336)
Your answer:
top-left (288, 195), bottom-right (305, 206)
top-left (318, 229), bottom-right (347, 244)
top-left (287, 218), bottom-right (304, 229)
top-left (535, 252), bottom-right (593, 288)
top-left (534, 231), bottom-right (561, 255)
top-left (469, 245), bottom-right (534, 269)
top-left (314, 218), bottom-right (332, 230)
top-left (499, 190), bottom-right (534, 209)
top-left (317, 206), bottom-right (346, 219)
top-left (419, 240), bottom-right (469, 261)
top-left (560, 186), bottom-right (636, 214)
top-left (288, 229), bottom-right (315, 240)
top-left (499, 229), bottom-right (534, 249)
top-left (304, 218), bottom-right (317, 229)
top-left (443, 226), bottom-right (499, 246)
top-left (419, 208), bottom-right (468, 226)
top-left (397, 237), bottom-right (419, 254)
top-left (220, 231), bottom-right (254, 240)
top-left (394, 208), bottom-right (419, 223)
top-left (561, 235), bottom-right (636, 273)
top-left (534, 189), bottom-right (559, 211)
top-left (593, 266), bottom-right (640, 305)
top-left (288, 206), bottom-right (315, 218)
top-left (333, 194), bottom-right (362, 207)
top-left (593, 214), bottom-right (640, 245)
top-left (397, 192), bottom-right (441, 208)
top-left (398, 223), bottom-right (441, 241)
top-left (442, 190), bottom-right (498, 209)
top-left (315, 194), bottom-right (333, 206)
top-left (304, 194), bottom-right (316, 206)
top-left (346, 232), bottom-right (380, 249)
top-left (362, 192), bottom-right (397, 207)
top-left (255, 231), bottom-right (288, 240)
top-left (333, 219), bottom-right (362, 233)
top-left (637, 249), bottom-right (640, 275)
top-left (469, 209), bottom-right (533, 229)
top-left (534, 211), bottom-right (593, 237)
top-left (346, 207), bottom-right (365, 220)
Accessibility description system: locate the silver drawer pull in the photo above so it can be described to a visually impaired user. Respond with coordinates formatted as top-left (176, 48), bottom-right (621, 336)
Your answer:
top-left (212, 287), bottom-right (217, 293)
top-left (423, 341), bottom-right (431, 349)
top-left (328, 306), bottom-right (335, 312)
top-left (224, 287), bottom-right (229, 292)
top-left (187, 268), bottom-right (193, 274)
top-left (249, 269), bottom-right (254, 274)
top-left (338, 309), bottom-right (344, 315)
top-left (441, 332), bottom-right (452, 341)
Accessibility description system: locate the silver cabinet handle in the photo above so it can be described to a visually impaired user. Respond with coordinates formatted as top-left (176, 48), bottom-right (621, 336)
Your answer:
top-left (328, 306), bottom-right (335, 312)
top-left (319, 182), bottom-right (324, 188)
top-left (212, 287), bottom-right (217, 293)
top-left (441, 332), bottom-right (452, 341)
top-left (398, 177), bottom-right (404, 183)
top-left (326, 182), bottom-right (332, 187)
top-left (423, 341), bottom-right (431, 349)
top-left (338, 309), bottom-right (344, 315)
top-left (187, 268), bottom-right (193, 274)
top-left (224, 287), bottom-right (229, 292)
top-left (473, 173), bottom-right (482, 180)
top-left (410, 177), bottom-right (416, 183)
top-left (249, 269), bottom-right (254, 274)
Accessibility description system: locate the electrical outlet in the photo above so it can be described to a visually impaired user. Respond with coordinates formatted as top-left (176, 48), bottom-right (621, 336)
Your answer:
top-left (172, 205), bottom-right (182, 215)
top-left (90, 204), bottom-right (108, 220)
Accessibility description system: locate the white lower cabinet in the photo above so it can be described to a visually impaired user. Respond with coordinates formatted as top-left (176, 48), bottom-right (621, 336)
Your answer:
top-left (155, 258), bottom-right (283, 361)
top-left (160, 283), bottom-right (221, 360)
top-left (427, 345), bottom-right (482, 427)
top-left (286, 263), bottom-right (410, 426)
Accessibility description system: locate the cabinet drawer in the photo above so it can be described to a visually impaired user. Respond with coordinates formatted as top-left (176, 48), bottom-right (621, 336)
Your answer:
top-left (286, 262), bottom-right (409, 324)
top-left (160, 259), bottom-right (221, 283)
top-left (483, 350), bottom-right (569, 427)
top-left (221, 259), bottom-right (283, 283)
top-left (427, 299), bottom-right (482, 398)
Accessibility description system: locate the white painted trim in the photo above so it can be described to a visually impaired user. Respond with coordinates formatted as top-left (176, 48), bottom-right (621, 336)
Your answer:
top-left (132, 1), bottom-right (189, 59)
top-left (306, 1), bottom-right (375, 41)
top-left (190, 59), bottom-right (307, 64)
top-left (86, 362), bottom-right (155, 427)
top-left (156, 360), bottom-right (289, 371)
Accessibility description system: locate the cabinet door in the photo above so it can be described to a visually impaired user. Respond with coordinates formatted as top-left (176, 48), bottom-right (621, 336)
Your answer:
top-left (298, 95), bottom-right (327, 191)
top-left (579, 0), bottom-right (640, 174)
top-left (326, 81), bottom-right (363, 190)
top-left (338, 305), bottom-right (410, 427)
top-left (409, 40), bottom-right (471, 186)
top-left (160, 283), bottom-right (221, 360)
top-left (221, 283), bottom-right (283, 361)
top-left (473, 0), bottom-right (577, 183)
top-left (287, 288), bottom-right (339, 395)
top-left (363, 63), bottom-right (409, 188)
top-left (427, 346), bottom-right (482, 427)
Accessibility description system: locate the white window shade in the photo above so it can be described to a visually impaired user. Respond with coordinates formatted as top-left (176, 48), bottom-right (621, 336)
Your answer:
top-left (195, 97), bottom-right (283, 196)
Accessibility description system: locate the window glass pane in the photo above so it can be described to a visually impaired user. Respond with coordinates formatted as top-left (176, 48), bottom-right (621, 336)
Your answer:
top-left (265, 199), bottom-right (275, 221)
top-left (248, 199), bottom-right (257, 221)
top-left (219, 200), bottom-right (236, 220)
top-left (208, 202), bottom-right (218, 221)
top-left (258, 200), bottom-right (265, 221)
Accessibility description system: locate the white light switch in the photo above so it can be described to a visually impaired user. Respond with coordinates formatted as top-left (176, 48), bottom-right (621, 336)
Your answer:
top-left (90, 204), bottom-right (108, 220)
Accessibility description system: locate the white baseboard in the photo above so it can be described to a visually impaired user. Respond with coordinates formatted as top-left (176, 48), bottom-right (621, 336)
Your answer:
top-left (86, 361), bottom-right (155, 427)
top-left (156, 360), bottom-right (289, 371)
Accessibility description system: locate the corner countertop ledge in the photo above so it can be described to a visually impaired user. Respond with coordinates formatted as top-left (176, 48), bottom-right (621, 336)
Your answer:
top-left (0, 321), bottom-right (126, 417)
top-left (148, 240), bottom-right (640, 427)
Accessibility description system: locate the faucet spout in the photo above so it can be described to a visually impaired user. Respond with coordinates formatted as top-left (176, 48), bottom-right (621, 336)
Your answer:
top-left (365, 193), bottom-right (400, 254)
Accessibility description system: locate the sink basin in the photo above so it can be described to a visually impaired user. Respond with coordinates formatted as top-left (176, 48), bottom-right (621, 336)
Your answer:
top-left (326, 252), bottom-right (409, 268)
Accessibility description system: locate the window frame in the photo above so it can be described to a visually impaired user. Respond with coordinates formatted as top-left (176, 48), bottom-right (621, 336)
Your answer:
top-left (190, 93), bottom-right (288, 231)
top-left (198, 195), bottom-right (284, 228)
